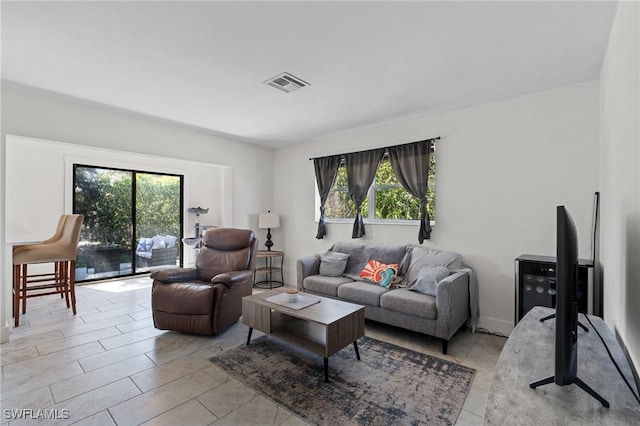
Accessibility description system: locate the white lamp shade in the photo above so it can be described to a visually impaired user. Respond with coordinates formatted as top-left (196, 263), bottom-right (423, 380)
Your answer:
top-left (258, 211), bottom-right (280, 229)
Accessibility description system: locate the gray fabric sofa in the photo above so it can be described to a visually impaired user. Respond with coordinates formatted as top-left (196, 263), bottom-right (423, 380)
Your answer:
top-left (296, 242), bottom-right (477, 354)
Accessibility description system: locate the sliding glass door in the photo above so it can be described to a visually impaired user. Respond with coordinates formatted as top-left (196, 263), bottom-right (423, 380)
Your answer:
top-left (134, 172), bottom-right (182, 273)
top-left (73, 164), bottom-right (183, 281)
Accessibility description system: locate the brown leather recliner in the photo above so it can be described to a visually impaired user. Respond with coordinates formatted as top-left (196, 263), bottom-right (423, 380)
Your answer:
top-left (150, 228), bottom-right (257, 335)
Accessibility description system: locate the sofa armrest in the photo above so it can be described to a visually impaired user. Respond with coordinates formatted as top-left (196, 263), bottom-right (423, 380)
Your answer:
top-left (212, 270), bottom-right (253, 288)
top-left (150, 267), bottom-right (198, 283)
top-left (438, 270), bottom-right (468, 288)
top-left (435, 271), bottom-right (470, 333)
top-left (296, 255), bottom-right (320, 291)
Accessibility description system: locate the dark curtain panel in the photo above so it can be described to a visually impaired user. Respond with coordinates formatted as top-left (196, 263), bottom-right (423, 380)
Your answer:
top-left (313, 155), bottom-right (342, 239)
top-left (345, 148), bottom-right (385, 238)
top-left (388, 141), bottom-right (432, 243)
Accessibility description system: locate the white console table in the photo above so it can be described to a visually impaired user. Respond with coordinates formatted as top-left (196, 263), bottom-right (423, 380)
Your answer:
top-left (485, 306), bottom-right (639, 425)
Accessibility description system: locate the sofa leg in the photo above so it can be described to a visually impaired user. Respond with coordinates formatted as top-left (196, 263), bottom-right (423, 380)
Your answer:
top-left (442, 339), bottom-right (448, 355)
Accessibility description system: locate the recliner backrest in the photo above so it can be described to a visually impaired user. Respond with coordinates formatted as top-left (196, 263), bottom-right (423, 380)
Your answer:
top-left (196, 228), bottom-right (257, 282)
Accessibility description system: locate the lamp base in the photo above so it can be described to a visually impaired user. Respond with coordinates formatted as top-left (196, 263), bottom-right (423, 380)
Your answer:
top-left (265, 228), bottom-right (274, 251)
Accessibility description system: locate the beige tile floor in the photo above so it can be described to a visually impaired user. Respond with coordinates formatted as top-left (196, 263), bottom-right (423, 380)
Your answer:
top-left (0, 277), bottom-right (506, 425)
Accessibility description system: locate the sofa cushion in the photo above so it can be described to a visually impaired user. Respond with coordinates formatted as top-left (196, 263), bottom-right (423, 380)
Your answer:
top-left (409, 266), bottom-right (451, 296)
top-left (380, 288), bottom-right (437, 320)
top-left (137, 237), bottom-right (153, 252)
top-left (303, 275), bottom-right (352, 297)
top-left (163, 235), bottom-right (178, 249)
top-left (331, 242), bottom-right (409, 281)
top-left (406, 246), bottom-right (464, 286)
top-left (337, 281), bottom-right (389, 307)
top-left (318, 251), bottom-right (351, 277)
top-left (360, 259), bottom-right (399, 288)
top-left (152, 235), bottom-right (167, 250)
top-left (136, 250), bottom-right (153, 259)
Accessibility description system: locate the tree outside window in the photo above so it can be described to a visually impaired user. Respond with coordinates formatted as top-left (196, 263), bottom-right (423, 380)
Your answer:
top-left (324, 144), bottom-right (436, 222)
top-left (74, 165), bottom-right (182, 280)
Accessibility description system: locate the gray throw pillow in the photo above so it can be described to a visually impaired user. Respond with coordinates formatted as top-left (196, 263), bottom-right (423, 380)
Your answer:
top-left (406, 247), bottom-right (464, 286)
top-left (409, 266), bottom-right (451, 296)
top-left (318, 251), bottom-right (351, 277)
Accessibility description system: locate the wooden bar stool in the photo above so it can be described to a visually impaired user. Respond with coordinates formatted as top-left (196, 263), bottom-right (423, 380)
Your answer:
top-left (14, 215), bottom-right (68, 300)
top-left (12, 214), bottom-right (84, 327)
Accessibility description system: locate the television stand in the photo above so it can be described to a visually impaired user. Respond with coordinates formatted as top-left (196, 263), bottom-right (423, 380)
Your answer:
top-left (539, 312), bottom-right (589, 333)
top-left (532, 310), bottom-right (608, 408)
top-left (485, 307), bottom-right (640, 424)
top-left (530, 375), bottom-right (609, 408)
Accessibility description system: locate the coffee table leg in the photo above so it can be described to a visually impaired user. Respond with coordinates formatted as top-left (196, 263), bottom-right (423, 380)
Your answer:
top-left (353, 340), bottom-right (361, 361)
top-left (246, 327), bottom-right (253, 345)
top-left (324, 357), bottom-right (329, 383)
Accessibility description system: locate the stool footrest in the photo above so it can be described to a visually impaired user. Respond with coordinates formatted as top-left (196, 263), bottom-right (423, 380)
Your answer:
top-left (13, 260), bottom-right (77, 327)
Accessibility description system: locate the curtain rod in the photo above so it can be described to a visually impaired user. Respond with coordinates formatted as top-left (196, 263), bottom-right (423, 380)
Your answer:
top-left (308, 137), bottom-right (440, 161)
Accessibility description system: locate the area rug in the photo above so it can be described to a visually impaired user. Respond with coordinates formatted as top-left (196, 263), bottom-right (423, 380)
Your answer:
top-left (209, 336), bottom-right (476, 425)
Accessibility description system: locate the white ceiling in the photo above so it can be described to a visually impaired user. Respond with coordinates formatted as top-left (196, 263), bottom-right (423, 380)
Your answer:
top-left (1, 1), bottom-right (618, 148)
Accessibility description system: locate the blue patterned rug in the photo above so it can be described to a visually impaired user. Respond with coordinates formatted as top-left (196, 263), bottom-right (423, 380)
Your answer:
top-left (210, 335), bottom-right (476, 425)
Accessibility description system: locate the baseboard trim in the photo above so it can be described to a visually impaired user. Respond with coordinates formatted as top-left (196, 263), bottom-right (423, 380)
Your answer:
top-left (1, 322), bottom-right (10, 343)
top-left (477, 316), bottom-right (514, 337)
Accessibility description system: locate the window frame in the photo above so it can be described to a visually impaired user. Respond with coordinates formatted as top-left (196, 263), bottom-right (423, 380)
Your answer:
top-left (72, 163), bottom-right (185, 282)
top-left (322, 141), bottom-right (436, 226)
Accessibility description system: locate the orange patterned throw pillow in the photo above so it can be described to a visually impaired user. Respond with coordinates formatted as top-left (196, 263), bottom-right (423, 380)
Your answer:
top-left (360, 259), bottom-right (399, 288)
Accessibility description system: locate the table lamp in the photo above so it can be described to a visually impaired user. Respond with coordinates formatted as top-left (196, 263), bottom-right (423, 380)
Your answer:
top-left (258, 210), bottom-right (280, 251)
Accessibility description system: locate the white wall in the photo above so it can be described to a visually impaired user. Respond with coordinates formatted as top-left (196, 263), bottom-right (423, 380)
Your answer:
top-left (274, 81), bottom-right (600, 335)
top-left (1, 82), bottom-right (274, 228)
top-left (0, 79), bottom-right (605, 340)
top-left (1, 83), bottom-right (274, 341)
top-left (5, 134), bottom-right (229, 266)
top-left (599, 0), bottom-right (640, 371)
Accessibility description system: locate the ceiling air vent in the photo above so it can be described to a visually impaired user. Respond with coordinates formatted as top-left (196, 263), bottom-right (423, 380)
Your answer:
top-left (264, 72), bottom-right (310, 93)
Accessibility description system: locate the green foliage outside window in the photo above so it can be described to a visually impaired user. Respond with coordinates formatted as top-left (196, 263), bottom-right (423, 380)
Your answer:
top-left (74, 166), bottom-right (181, 249)
top-left (325, 166), bottom-right (365, 218)
top-left (136, 173), bottom-right (181, 239)
top-left (75, 167), bottom-right (133, 247)
top-left (324, 148), bottom-right (436, 222)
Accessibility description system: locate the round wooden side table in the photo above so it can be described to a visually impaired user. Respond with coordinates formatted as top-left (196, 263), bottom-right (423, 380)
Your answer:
top-left (253, 249), bottom-right (284, 289)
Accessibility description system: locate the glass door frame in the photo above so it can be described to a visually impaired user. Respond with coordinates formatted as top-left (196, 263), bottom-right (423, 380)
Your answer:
top-left (72, 163), bottom-right (184, 282)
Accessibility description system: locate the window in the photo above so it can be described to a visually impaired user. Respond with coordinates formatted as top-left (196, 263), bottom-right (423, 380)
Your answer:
top-left (73, 164), bottom-right (183, 281)
top-left (324, 142), bottom-right (436, 223)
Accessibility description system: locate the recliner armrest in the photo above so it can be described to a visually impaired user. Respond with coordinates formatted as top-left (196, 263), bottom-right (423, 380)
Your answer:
top-left (212, 270), bottom-right (253, 288)
top-left (150, 267), bottom-right (198, 283)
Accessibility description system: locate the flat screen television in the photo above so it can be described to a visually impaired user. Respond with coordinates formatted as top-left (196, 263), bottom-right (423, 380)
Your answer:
top-left (555, 205), bottom-right (579, 385)
top-left (530, 206), bottom-right (609, 407)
